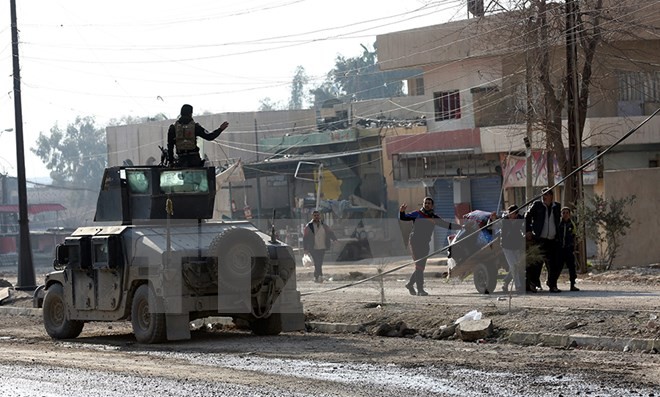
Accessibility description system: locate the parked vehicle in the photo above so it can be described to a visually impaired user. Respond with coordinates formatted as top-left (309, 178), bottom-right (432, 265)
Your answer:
top-left (34, 164), bottom-right (304, 343)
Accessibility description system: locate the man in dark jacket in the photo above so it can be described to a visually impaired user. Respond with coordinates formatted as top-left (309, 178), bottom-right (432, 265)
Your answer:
top-left (399, 197), bottom-right (459, 296)
top-left (303, 210), bottom-right (338, 283)
top-left (167, 104), bottom-right (229, 167)
top-left (558, 207), bottom-right (580, 291)
top-left (525, 187), bottom-right (562, 292)
top-left (500, 204), bottom-right (525, 293)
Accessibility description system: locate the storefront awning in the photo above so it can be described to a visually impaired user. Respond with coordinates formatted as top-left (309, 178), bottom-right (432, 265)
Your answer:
top-left (398, 148), bottom-right (475, 159)
top-left (243, 147), bottom-right (381, 179)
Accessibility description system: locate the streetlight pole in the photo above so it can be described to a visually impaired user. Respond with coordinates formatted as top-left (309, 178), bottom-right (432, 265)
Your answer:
top-left (10, 0), bottom-right (36, 290)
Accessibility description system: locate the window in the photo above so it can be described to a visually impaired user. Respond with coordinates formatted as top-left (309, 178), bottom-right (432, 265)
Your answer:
top-left (159, 170), bottom-right (209, 193)
top-left (618, 71), bottom-right (660, 102)
top-left (92, 240), bottom-right (108, 265)
top-left (433, 90), bottom-right (461, 121)
top-left (126, 170), bottom-right (150, 194)
top-left (414, 77), bottom-right (425, 96)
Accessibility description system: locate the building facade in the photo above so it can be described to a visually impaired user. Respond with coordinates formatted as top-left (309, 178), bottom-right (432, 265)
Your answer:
top-left (376, 1), bottom-right (660, 261)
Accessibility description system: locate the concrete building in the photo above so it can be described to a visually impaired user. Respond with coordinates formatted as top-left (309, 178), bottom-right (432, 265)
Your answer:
top-left (105, 2), bottom-right (659, 266)
top-left (375, 1), bottom-right (660, 263)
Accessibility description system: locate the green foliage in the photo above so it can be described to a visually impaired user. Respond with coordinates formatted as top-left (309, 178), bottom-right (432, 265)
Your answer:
top-left (259, 43), bottom-right (405, 110)
top-left (288, 65), bottom-right (309, 110)
top-left (310, 43), bottom-right (404, 106)
top-left (576, 194), bottom-right (636, 270)
top-left (309, 80), bottom-right (340, 109)
top-left (258, 97), bottom-right (285, 111)
top-left (329, 43), bottom-right (404, 102)
top-left (108, 114), bottom-right (168, 125)
top-left (31, 116), bottom-right (107, 188)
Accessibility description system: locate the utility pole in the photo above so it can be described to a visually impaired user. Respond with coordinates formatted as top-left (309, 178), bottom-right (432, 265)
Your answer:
top-left (10, 0), bottom-right (36, 290)
top-left (254, 119), bottom-right (262, 219)
top-left (566, 0), bottom-right (587, 272)
top-left (565, 0), bottom-right (579, 208)
top-left (524, 10), bottom-right (535, 203)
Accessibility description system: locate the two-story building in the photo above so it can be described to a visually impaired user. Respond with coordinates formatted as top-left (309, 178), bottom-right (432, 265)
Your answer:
top-left (375, 1), bottom-right (660, 264)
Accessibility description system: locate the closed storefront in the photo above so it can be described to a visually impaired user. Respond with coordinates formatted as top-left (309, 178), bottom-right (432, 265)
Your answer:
top-left (432, 178), bottom-right (455, 252)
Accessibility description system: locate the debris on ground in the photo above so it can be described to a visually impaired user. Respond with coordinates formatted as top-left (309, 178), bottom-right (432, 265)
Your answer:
top-left (456, 318), bottom-right (493, 342)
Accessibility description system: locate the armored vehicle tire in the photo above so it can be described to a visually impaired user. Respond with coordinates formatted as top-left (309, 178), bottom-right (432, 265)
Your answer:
top-left (131, 284), bottom-right (166, 344)
top-left (209, 228), bottom-right (269, 292)
top-left (250, 313), bottom-right (282, 336)
top-left (473, 262), bottom-right (498, 294)
top-left (43, 283), bottom-right (84, 339)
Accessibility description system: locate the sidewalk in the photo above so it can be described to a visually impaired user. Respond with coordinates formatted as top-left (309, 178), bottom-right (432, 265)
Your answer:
top-left (3, 259), bottom-right (658, 353)
top-left (295, 255), bottom-right (448, 279)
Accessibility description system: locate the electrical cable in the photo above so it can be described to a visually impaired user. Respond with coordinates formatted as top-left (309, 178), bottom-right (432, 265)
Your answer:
top-left (302, 106), bottom-right (660, 296)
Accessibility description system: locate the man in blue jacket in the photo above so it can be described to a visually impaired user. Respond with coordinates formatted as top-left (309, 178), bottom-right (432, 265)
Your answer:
top-left (400, 197), bottom-right (459, 296)
top-left (525, 187), bottom-right (562, 292)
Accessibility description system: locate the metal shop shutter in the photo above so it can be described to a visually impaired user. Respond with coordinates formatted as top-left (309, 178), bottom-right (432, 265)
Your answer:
top-left (433, 178), bottom-right (454, 252)
top-left (470, 176), bottom-right (503, 214)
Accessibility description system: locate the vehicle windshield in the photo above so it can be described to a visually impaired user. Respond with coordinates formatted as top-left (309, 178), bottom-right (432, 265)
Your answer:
top-left (159, 169), bottom-right (209, 193)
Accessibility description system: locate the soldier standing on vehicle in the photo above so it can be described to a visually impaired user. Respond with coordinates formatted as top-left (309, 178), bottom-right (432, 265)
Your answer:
top-left (400, 197), bottom-right (459, 296)
top-left (167, 104), bottom-right (229, 167)
top-left (303, 210), bottom-right (338, 283)
top-left (558, 207), bottom-right (580, 291)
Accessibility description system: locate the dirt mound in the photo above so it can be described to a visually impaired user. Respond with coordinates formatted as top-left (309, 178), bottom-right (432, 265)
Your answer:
top-left (586, 266), bottom-right (660, 285)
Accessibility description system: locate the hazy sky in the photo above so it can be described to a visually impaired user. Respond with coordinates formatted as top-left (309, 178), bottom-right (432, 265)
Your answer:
top-left (0, 0), bottom-right (465, 179)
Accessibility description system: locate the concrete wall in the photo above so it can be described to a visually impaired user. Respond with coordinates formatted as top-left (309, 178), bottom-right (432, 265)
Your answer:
top-left (604, 168), bottom-right (660, 267)
top-left (422, 58), bottom-right (503, 132)
top-left (105, 110), bottom-right (317, 168)
top-left (342, 96), bottom-right (428, 122)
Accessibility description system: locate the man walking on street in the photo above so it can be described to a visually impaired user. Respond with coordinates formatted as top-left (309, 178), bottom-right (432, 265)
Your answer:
top-left (400, 197), bottom-right (459, 296)
top-left (558, 207), bottom-right (580, 291)
top-left (303, 210), bottom-right (337, 283)
top-left (500, 204), bottom-right (526, 293)
top-left (525, 187), bottom-right (562, 293)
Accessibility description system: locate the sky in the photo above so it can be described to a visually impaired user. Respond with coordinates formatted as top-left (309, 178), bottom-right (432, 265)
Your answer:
top-left (0, 0), bottom-right (466, 180)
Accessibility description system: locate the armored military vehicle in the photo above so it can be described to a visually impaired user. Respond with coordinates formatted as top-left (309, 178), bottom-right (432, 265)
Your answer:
top-left (36, 165), bottom-right (304, 343)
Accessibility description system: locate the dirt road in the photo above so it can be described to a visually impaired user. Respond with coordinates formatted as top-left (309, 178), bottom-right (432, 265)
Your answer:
top-left (0, 261), bottom-right (659, 396)
top-left (0, 315), bottom-right (659, 396)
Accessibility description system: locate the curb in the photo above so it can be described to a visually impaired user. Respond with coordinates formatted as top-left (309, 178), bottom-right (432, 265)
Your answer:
top-left (2, 307), bottom-right (657, 353)
top-left (0, 306), bottom-right (41, 317)
top-left (307, 321), bottom-right (364, 333)
top-left (306, 321), bottom-right (659, 352)
top-left (508, 331), bottom-right (659, 352)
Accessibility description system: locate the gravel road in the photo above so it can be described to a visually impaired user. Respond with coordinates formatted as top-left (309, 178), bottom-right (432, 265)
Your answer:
top-left (0, 261), bottom-right (659, 396)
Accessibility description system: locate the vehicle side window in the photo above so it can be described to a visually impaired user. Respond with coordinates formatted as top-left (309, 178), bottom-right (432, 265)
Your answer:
top-left (126, 170), bottom-right (150, 194)
top-left (69, 246), bottom-right (80, 267)
top-left (93, 240), bottom-right (108, 266)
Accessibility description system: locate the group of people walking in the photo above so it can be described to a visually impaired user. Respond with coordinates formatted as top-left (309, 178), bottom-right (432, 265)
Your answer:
top-left (399, 187), bottom-right (580, 296)
top-left (520, 187), bottom-right (579, 293)
top-left (300, 188), bottom-right (580, 296)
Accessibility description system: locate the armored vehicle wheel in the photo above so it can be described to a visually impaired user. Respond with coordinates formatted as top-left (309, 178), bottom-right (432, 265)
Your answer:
top-left (43, 283), bottom-right (84, 339)
top-left (473, 262), bottom-right (497, 294)
top-left (131, 284), bottom-right (166, 344)
top-left (209, 228), bottom-right (268, 292)
top-left (250, 313), bottom-right (282, 336)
